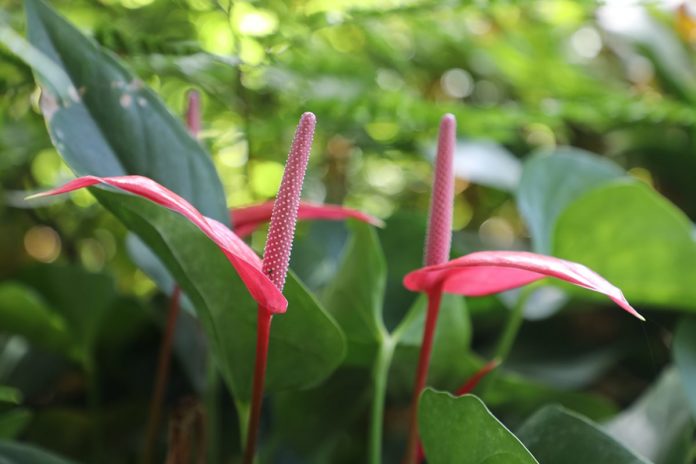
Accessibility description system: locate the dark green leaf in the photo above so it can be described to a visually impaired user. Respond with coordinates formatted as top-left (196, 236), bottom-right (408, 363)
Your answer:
top-left (518, 405), bottom-right (650, 464)
top-left (517, 148), bottom-right (624, 253)
top-left (24, 0), bottom-right (228, 223)
top-left (323, 221), bottom-right (387, 364)
top-left (0, 283), bottom-right (73, 360)
top-left (0, 440), bottom-right (78, 464)
top-left (0, 409), bottom-right (32, 440)
top-left (93, 189), bottom-right (345, 400)
top-left (605, 367), bottom-right (693, 464)
top-left (419, 389), bottom-right (538, 464)
top-left (554, 181), bottom-right (696, 310)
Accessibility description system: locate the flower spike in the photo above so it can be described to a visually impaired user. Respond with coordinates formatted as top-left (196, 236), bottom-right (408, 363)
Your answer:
top-left (262, 112), bottom-right (316, 291)
top-left (424, 113), bottom-right (455, 266)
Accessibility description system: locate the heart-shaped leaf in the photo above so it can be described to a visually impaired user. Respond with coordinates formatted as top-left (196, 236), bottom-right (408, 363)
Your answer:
top-left (554, 181), bottom-right (696, 310)
top-left (517, 148), bottom-right (624, 253)
top-left (322, 220), bottom-right (388, 365)
top-left (517, 405), bottom-right (651, 464)
top-left (23, 0), bottom-right (228, 223)
top-left (419, 389), bottom-right (538, 464)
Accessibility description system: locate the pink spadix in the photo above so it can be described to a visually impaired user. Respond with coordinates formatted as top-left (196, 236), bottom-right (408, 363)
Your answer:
top-left (261, 112), bottom-right (316, 292)
top-left (424, 113), bottom-right (455, 267)
top-left (404, 114), bottom-right (457, 464)
top-left (244, 112), bottom-right (316, 464)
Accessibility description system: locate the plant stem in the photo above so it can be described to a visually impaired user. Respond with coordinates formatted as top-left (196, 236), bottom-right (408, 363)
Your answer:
top-left (480, 286), bottom-right (534, 397)
top-left (402, 287), bottom-right (443, 464)
top-left (143, 286), bottom-right (181, 464)
top-left (368, 335), bottom-right (395, 464)
top-left (242, 308), bottom-right (273, 464)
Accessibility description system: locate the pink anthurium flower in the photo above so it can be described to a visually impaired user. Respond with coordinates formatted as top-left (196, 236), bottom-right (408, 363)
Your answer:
top-left (231, 201), bottom-right (384, 238)
top-left (402, 114), bottom-right (644, 464)
top-left (28, 174), bottom-right (288, 314)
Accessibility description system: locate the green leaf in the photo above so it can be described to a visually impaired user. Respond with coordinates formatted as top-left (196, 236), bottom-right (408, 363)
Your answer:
top-left (517, 405), bottom-right (651, 464)
top-left (419, 389), bottom-right (538, 464)
top-left (19, 264), bottom-right (117, 364)
top-left (605, 367), bottom-right (693, 464)
top-left (554, 181), bottom-right (696, 310)
top-left (23, 0), bottom-right (227, 223)
top-left (322, 221), bottom-right (387, 364)
top-left (0, 440), bottom-right (78, 464)
top-left (93, 189), bottom-right (345, 400)
top-left (0, 410), bottom-right (32, 440)
top-left (0, 388), bottom-right (20, 406)
top-left (0, 283), bottom-right (72, 360)
top-left (674, 318), bottom-right (696, 418)
top-left (517, 148), bottom-right (624, 253)
top-left (390, 294), bottom-right (471, 392)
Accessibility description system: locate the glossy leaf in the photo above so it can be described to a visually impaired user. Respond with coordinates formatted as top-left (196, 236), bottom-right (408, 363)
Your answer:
top-left (517, 405), bottom-right (650, 464)
top-left (70, 186), bottom-right (344, 400)
top-left (232, 201), bottom-right (383, 238)
top-left (419, 389), bottom-right (538, 464)
top-left (322, 221), bottom-right (388, 364)
top-left (554, 181), bottom-right (696, 310)
top-left (24, 0), bottom-right (228, 223)
top-left (605, 367), bottom-right (693, 464)
top-left (0, 440), bottom-right (78, 464)
top-left (517, 148), bottom-right (624, 253)
top-left (403, 251), bottom-right (643, 320)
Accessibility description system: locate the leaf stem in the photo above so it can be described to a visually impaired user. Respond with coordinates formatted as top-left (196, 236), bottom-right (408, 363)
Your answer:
top-left (403, 287), bottom-right (443, 464)
top-left (142, 286), bottom-right (181, 464)
top-left (369, 335), bottom-right (395, 464)
top-left (242, 307), bottom-right (273, 464)
top-left (480, 285), bottom-right (535, 397)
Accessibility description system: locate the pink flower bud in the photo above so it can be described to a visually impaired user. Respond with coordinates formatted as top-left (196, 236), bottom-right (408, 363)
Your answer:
top-left (186, 90), bottom-right (201, 137)
top-left (424, 114), bottom-right (456, 267)
top-left (262, 112), bottom-right (316, 291)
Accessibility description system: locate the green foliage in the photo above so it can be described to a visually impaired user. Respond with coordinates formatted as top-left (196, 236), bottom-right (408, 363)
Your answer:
top-left (517, 405), bottom-right (650, 464)
top-left (419, 389), bottom-right (537, 464)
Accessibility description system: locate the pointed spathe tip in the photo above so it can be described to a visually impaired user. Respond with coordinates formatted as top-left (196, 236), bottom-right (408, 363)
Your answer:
top-left (441, 113), bottom-right (456, 124)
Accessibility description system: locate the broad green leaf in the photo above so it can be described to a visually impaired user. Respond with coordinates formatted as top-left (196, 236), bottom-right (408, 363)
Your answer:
top-left (0, 388), bottom-right (20, 406)
top-left (0, 440), bottom-right (78, 464)
top-left (19, 264), bottom-right (116, 364)
top-left (23, 0), bottom-right (227, 223)
top-left (0, 410), bottom-right (32, 440)
top-left (517, 148), bottom-right (624, 253)
top-left (323, 221), bottom-right (387, 364)
top-left (390, 294), bottom-right (471, 392)
top-left (605, 367), bottom-right (693, 464)
top-left (517, 405), bottom-right (650, 464)
top-left (554, 181), bottom-right (696, 310)
top-left (674, 318), bottom-right (696, 418)
top-left (93, 189), bottom-right (345, 400)
top-left (419, 389), bottom-right (538, 464)
top-left (0, 283), bottom-right (73, 360)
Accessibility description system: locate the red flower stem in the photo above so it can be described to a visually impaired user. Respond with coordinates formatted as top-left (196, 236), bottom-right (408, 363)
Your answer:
top-left (403, 286), bottom-right (443, 464)
top-left (142, 286), bottom-right (181, 464)
top-left (242, 307), bottom-right (273, 464)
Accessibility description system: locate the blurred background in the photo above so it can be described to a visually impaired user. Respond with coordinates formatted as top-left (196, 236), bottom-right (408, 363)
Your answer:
top-left (2, 0), bottom-right (696, 462)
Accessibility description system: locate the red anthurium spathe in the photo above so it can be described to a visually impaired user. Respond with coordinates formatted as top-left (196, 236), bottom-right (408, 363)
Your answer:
top-left (231, 201), bottom-right (384, 238)
top-left (404, 251), bottom-right (643, 320)
top-left (28, 174), bottom-right (288, 314)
